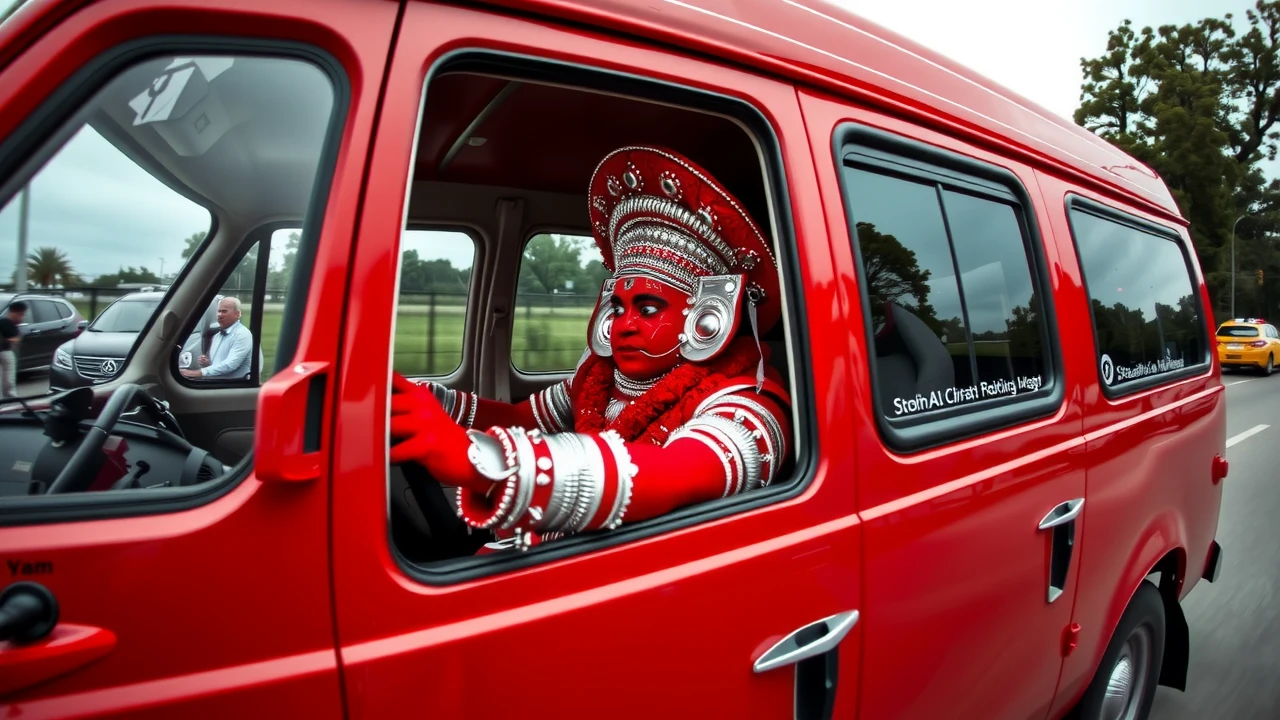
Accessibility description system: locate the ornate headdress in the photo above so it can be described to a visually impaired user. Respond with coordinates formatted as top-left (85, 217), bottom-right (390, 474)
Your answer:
top-left (586, 146), bottom-right (781, 363)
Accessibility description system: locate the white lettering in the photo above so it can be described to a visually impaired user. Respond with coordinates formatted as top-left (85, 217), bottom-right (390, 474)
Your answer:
top-left (888, 374), bottom-right (1045, 417)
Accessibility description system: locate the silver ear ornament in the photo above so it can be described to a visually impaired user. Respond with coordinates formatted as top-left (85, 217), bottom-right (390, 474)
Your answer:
top-left (679, 274), bottom-right (746, 362)
top-left (588, 278), bottom-right (617, 357)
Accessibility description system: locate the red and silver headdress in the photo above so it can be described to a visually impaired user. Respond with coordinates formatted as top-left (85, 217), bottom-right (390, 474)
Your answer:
top-left (586, 146), bottom-right (781, 363)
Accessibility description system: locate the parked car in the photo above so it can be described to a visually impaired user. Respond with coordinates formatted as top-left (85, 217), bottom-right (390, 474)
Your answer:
top-left (0, 2), bottom-right (1226, 720)
top-left (0, 292), bottom-right (85, 374)
top-left (48, 291), bottom-right (260, 391)
top-left (1215, 318), bottom-right (1280, 375)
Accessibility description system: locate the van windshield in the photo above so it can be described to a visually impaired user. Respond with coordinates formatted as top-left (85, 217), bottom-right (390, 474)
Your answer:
top-left (1217, 326), bottom-right (1260, 338)
top-left (90, 299), bottom-right (160, 332)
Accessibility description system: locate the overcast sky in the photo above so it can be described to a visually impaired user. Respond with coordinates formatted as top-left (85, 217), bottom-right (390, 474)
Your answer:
top-left (0, 0), bottom-right (1259, 286)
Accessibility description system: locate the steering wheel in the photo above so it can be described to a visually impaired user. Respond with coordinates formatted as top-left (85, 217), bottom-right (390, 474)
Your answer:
top-left (46, 384), bottom-right (168, 494)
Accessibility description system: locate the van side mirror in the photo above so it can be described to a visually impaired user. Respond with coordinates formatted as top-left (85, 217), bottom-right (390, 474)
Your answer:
top-left (77, 320), bottom-right (88, 331)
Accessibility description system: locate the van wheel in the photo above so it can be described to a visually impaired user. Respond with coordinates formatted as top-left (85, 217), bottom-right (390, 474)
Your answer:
top-left (1075, 581), bottom-right (1165, 720)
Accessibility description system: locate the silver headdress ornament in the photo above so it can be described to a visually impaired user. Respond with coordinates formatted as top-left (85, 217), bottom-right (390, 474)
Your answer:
top-left (585, 146), bottom-right (780, 374)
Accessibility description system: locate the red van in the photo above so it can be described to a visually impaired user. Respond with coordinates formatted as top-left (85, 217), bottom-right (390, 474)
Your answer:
top-left (0, 1), bottom-right (1225, 719)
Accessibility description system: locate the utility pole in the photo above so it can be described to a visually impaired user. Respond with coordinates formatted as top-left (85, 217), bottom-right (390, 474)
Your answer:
top-left (15, 185), bottom-right (29, 292)
top-left (1231, 213), bottom-right (1251, 320)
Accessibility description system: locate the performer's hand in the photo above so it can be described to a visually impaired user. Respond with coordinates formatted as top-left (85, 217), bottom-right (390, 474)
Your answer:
top-left (388, 373), bottom-right (484, 490)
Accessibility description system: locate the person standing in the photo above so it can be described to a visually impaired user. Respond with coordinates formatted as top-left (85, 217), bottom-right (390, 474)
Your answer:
top-left (0, 300), bottom-right (25, 398)
top-left (180, 296), bottom-right (252, 380)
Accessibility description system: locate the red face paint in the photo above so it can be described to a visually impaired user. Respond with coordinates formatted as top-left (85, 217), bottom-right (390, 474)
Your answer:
top-left (608, 275), bottom-right (690, 380)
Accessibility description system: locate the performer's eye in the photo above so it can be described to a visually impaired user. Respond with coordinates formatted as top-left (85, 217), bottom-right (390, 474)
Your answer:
top-left (639, 304), bottom-right (660, 316)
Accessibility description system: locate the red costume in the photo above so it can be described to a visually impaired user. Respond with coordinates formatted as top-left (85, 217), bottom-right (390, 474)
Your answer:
top-left (389, 146), bottom-right (792, 550)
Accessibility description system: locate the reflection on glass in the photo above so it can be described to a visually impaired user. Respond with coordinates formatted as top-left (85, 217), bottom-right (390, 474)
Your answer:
top-left (845, 168), bottom-right (972, 391)
top-left (1073, 210), bottom-right (1204, 387)
top-left (941, 190), bottom-right (1043, 383)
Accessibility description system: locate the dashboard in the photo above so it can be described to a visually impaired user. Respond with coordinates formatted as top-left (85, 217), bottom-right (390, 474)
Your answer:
top-left (0, 386), bottom-right (226, 497)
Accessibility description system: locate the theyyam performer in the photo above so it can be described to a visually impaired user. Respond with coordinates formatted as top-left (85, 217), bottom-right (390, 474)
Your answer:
top-left (388, 145), bottom-right (792, 550)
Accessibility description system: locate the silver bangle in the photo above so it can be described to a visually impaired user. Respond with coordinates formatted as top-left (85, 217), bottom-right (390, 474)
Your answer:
top-left (463, 393), bottom-right (478, 429)
top-left (465, 429), bottom-right (519, 482)
top-left (541, 433), bottom-right (581, 531)
top-left (676, 415), bottom-right (759, 494)
top-left (598, 429), bottom-right (637, 529)
top-left (667, 428), bottom-right (735, 497)
top-left (500, 428), bottom-right (538, 530)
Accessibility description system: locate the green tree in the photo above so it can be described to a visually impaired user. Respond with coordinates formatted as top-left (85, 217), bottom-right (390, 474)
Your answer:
top-left (26, 246), bottom-right (79, 287)
top-left (179, 230), bottom-right (208, 260)
top-left (1075, 1), bottom-right (1280, 319)
top-left (521, 234), bottom-right (591, 294)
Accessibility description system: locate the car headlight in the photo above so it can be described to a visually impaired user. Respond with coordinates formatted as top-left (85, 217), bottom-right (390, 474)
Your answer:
top-left (54, 346), bottom-right (73, 370)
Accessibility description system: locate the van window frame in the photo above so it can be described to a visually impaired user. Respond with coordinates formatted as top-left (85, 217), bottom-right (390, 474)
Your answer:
top-left (388, 49), bottom-right (816, 586)
top-left (0, 36), bottom-right (351, 527)
top-left (1064, 194), bottom-right (1211, 399)
top-left (832, 123), bottom-right (1064, 453)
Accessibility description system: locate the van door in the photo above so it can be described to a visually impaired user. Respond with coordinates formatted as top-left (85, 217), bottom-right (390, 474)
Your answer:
top-left (0, 0), bottom-right (396, 714)
top-left (800, 92), bottom-right (1087, 720)
top-left (329, 3), bottom-right (862, 717)
top-left (1038, 177), bottom-right (1225, 719)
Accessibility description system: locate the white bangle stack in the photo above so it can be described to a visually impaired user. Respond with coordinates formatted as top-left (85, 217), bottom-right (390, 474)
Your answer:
top-left (457, 426), bottom-right (639, 549)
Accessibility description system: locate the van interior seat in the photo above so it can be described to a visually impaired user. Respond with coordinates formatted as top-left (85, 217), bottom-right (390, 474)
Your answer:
top-left (875, 302), bottom-right (955, 402)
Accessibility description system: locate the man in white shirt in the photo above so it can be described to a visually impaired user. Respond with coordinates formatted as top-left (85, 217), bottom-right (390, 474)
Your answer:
top-left (181, 296), bottom-right (253, 380)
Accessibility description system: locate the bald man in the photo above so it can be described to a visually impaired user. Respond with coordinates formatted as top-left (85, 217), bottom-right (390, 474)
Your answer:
top-left (181, 296), bottom-right (252, 380)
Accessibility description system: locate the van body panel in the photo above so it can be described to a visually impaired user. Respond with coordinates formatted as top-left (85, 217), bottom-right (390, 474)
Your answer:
top-left (800, 88), bottom-right (1091, 720)
top-left (326, 3), bottom-right (864, 717)
top-left (0, 0), bottom-right (396, 712)
top-left (1034, 170), bottom-right (1226, 718)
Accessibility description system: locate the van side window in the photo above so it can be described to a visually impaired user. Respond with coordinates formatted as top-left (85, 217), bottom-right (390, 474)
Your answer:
top-left (841, 159), bottom-right (1049, 425)
top-left (1068, 201), bottom-right (1208, 392)
top-left (395, 229), bottom-right (476, 377)
top-left (512, 233), bottom-right (605, 373)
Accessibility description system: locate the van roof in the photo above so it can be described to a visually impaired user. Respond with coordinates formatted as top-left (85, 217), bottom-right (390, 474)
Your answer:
top-left (482, 0), bottom-right (1180, 220)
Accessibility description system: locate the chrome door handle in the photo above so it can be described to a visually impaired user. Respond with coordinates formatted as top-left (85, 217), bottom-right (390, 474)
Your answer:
top-left (1038, 498), bottom-right (1084, 530)
top-left (1039, 498), bottom-right (1084, 603)
top-left (753, 610), bottom-right (859, 673)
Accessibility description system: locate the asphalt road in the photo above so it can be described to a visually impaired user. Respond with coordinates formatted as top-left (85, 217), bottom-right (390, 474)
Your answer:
top-left (10, 368), bottom-right (1280, 718)
top-left (1150, 370), bottom-right (1280, 719)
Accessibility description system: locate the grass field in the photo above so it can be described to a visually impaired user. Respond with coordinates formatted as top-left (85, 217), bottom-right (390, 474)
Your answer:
top-left (241, 302), bottom-right (592, 379)
top-left (55, 291), bottom-right (593, 379)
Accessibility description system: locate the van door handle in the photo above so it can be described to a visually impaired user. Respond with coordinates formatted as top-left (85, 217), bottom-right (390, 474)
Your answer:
top-left (754, 610), bottom-right (858, 720)
top-left (1039, 499), bottom-right (1084, 603)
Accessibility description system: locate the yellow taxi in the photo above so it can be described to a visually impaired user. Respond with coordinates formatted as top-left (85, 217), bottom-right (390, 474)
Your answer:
top-left (1217, 318), bottom-right (1280, 375)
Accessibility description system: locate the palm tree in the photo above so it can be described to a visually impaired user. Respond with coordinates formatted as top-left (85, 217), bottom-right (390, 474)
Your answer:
top-left (26, 246), bottom-right (79, 288)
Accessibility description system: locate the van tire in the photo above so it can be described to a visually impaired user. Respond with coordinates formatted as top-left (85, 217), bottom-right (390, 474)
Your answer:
top-left (1074, 581), bottom-right (1166, 720)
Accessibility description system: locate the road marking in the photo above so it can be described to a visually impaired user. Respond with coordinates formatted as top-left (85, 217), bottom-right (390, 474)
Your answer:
top-left (1227, 424), bottom-right (1270, 448)
top-left (1225, 378), bottom-right (1258, 387)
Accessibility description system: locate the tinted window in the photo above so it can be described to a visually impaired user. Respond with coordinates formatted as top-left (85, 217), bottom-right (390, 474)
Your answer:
top-left (843, 166), bottom-right (1047, 421)
top-left (90, 299), bottom-right (160, 333)
top-left (1217, 325), bottom-right (1259, 338)
top-left (1071, 207), bottom-right (1206, 390)
top-left (29, 300), bottom-right (59, 323)
top-left (54, 301), bottom-right (73, 320)
top-left (512, 233), bottom-right (607, 373)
